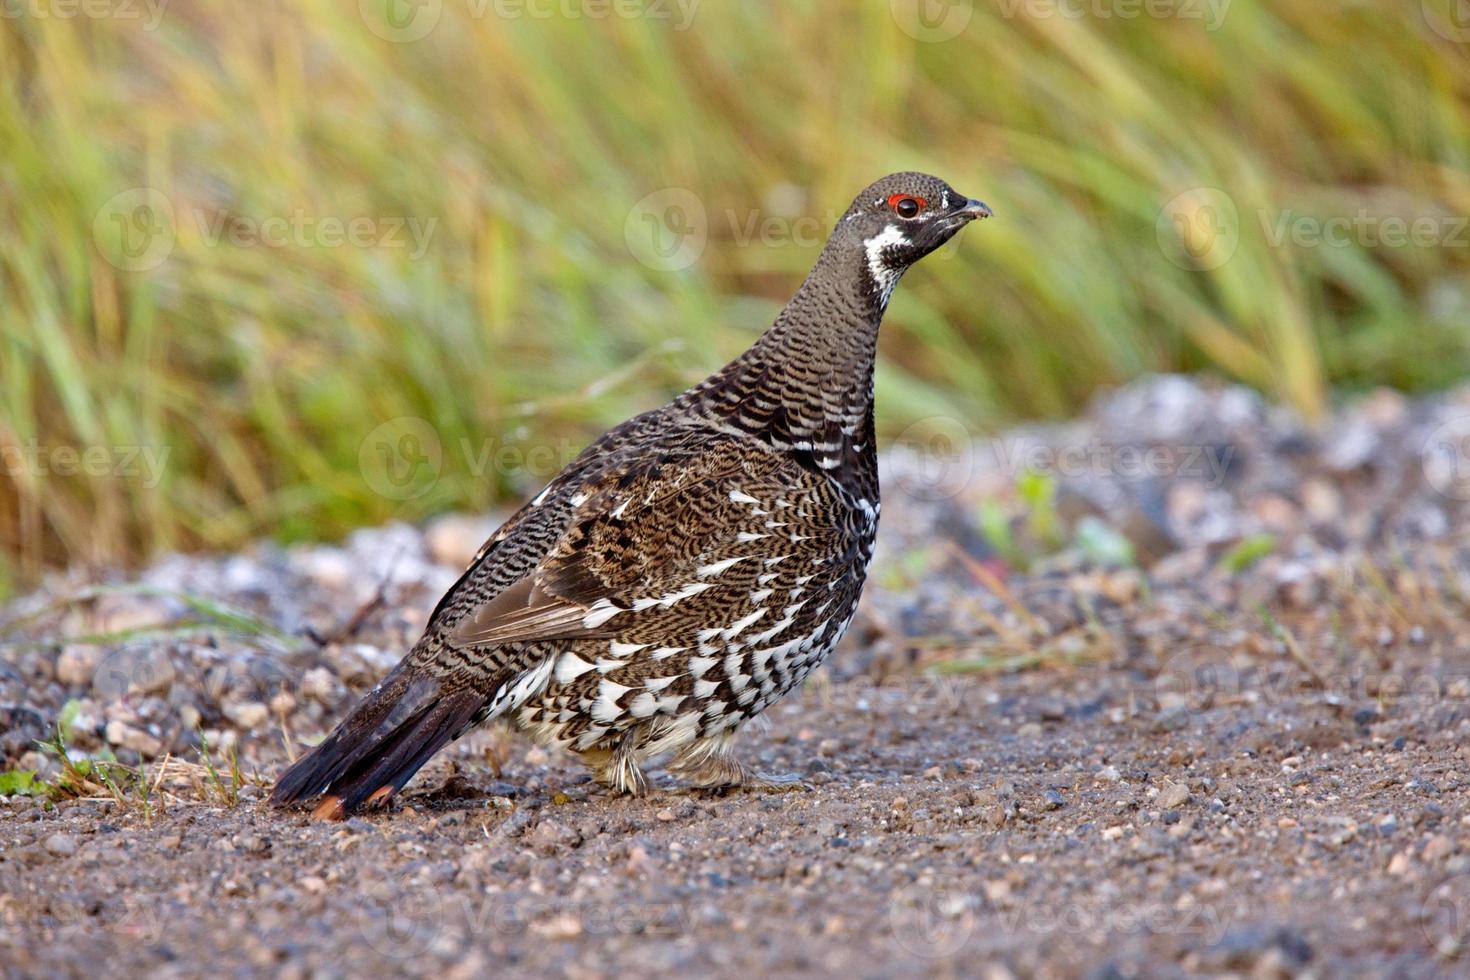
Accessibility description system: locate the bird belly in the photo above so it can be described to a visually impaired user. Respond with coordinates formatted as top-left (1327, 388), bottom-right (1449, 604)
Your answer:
top-left (511, 604), bottom-right (859, 762)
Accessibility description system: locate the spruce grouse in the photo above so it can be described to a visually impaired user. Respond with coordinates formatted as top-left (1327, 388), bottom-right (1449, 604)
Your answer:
top-left (272, 172), bottom-right (991, 818)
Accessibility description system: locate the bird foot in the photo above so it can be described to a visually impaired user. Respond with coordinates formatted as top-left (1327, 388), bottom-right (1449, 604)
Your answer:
top-left (727, 769), bottom-right (809, 794)
top-left (684, 774), bottom-right (811, 797)
top-left (669, 745), bottom-right (807, 794)
top-left (667, 774), bottom-right (810, 796)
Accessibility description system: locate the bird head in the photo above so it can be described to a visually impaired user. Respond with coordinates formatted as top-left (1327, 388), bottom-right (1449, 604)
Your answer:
top-left (833, 171), bottom-right (991, 302)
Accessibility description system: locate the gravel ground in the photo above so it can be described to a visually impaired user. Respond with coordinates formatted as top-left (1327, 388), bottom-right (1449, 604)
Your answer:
top-left (5, 376), bottom-right (1470, 978)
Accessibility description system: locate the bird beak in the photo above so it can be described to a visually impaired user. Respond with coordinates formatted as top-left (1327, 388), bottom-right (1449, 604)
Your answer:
top-left (954, 198), bottom-right (993, 221)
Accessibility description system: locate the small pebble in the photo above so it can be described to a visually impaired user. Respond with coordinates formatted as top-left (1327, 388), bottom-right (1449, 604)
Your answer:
top-left (43, 833), bottom-right (77, 858)
top-left (1157, 782), bottom-right (1189, 809)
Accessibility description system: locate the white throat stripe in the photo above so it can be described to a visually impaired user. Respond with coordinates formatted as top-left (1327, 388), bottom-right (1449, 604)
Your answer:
top-left (863, 224), bottom-right (909, 304)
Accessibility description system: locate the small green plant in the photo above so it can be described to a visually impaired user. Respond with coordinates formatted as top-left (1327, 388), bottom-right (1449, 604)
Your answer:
top-left (1018, 470), bottom-right (1063, 551)
top-left (0, 702), bottom-right (260, 814)
top-left (976, 470), bottom-right (1067, 573)
top-left (980, 473), bottom-right (1140, 574)
top-left (33, 705), bottom-right (127, 802)
top-left (875, 543), bottom-right (938, 592)
top-left (0, 770), bottom-right (44, 797)
top-left (32, 698), bottom-right (161, 819)
top-left (197, 728), bottom-right (242, 807)
top-left (978, 500), bottom-right (1022, 569)
top-left (1218, 535), bottom-right (1277, 574)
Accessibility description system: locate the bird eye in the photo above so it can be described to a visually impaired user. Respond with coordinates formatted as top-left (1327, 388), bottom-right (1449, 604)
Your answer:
top-left (887, 194), bottom-right (925, 219)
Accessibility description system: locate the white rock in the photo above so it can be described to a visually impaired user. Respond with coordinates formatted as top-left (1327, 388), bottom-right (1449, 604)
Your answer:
top-left (55, 646), bottom-right (100, 688)
top-left (44, 833), bottom-right (78, 857)
top-left (292, 548), bottom-right (354, 590)
top-left (223, 701), bottom-right (270, 730)
top-left (105, 719), bottom-right (163, 756)
top-left (300, 667), bottom-right (339, 704)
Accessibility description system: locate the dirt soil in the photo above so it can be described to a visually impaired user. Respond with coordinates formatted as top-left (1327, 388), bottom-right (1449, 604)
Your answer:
top-left (5, 377), bottom-right (1470, 978)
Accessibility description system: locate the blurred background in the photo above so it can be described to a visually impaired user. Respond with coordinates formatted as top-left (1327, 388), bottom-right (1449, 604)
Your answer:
top-left (1, 0), bottom-right (1468, 594)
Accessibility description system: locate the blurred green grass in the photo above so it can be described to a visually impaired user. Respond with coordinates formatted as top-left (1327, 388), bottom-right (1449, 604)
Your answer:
top-left (1, 0), bottom-right (1468, 587)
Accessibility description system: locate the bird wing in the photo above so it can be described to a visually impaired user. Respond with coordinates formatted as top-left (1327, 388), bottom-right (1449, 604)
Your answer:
top-left (447, 434), bottom-right (858, 650)
top-left (442, 575), bottom-right (611, 647)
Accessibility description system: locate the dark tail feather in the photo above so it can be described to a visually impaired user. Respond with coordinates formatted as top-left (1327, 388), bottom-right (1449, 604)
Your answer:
top-left (270, 668), bottom-right (486, 819)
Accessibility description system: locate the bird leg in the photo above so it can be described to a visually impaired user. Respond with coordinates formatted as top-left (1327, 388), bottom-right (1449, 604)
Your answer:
top-left (585, 728), bottom-right (648, 796)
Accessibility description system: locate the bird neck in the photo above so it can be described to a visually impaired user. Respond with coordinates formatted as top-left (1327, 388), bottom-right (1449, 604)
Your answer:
top-left (678, 239), bottom-right (891, 499)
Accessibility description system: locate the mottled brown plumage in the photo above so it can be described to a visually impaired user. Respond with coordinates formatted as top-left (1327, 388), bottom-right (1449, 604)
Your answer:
top-left (272, 173), bottom-right (990, 816)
